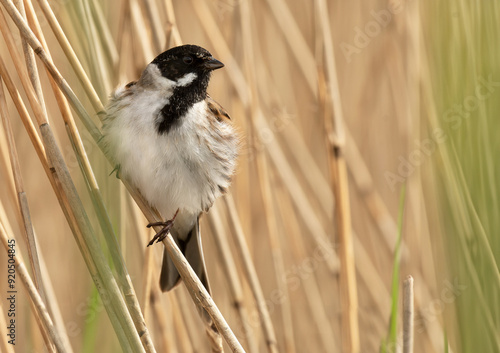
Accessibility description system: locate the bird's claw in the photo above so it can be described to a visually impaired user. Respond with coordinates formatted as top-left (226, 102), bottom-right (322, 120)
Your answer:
top-left (146, 209), bottom-right (179, 247)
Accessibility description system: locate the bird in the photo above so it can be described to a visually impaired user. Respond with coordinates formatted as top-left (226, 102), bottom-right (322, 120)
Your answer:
top-left (101, 44), bottom-right (238, 295)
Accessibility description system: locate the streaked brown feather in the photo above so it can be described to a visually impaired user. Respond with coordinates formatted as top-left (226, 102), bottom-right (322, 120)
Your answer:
top-left (125, 81), bottom-right (137, 89)
top-left (206, 94), bottom-right (231, 123)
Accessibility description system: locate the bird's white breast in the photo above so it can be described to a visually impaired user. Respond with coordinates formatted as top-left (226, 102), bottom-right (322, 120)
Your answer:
top-left (102, 79), bottom-right (237, 223)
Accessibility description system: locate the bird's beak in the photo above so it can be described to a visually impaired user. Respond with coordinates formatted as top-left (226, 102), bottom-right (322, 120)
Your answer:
top-left (203, 57), bottom-right (224, 71)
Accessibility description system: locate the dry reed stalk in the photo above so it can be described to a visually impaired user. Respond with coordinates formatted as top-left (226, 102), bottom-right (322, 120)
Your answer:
top-left (275, 185), bottom-right (338, 352)
top-left (123, 193), bottom-right (154, 316)
top-left (7, 3), bottom-right (203, 350)
top-left (315, 0), bottom-right (359, 351)
top-left (208, 205), bottom-right (260, 353)
top-left (258, 111), bottom-right (338, 272)
top-left (169, 293), bottom-right (199, 353)
top-left (67, 129), bottom-right (157, 353)
top-left (0, 55), bottom-right (58, 190)
top-left (0, 32), bottom-right (63, 226)
top-left (3, 0), bottom-right (376, 350)
top-left (119, 175), bottom-right (244, 352)
top-left (0, 66), bottom-right (45, 302)
top-left (403, 275), bottom-right (414, 353)
top-left (35, 0), bottom-right (104, 113)
top-left (322, 80), bottom-right (360, 353)
top-left (270, 125), bottom-right (401, 340)
top-left (142, 0), bottom-right (166, 52)
top-left (23, 0), bottom-right (74, 126)
top-left (190, 0), bottom-right (337, 276)
top-left (88, 0), bottom-right (119, 69)
top-left (74, 0), bottom-right (112, 96)
top-left (130, 0), bottom-right (154, 65)
top-left (254, 157), bottom-right (295, 353)
top-left (281, 101), bottom-right (435, 347)
top-left (223, 195), bottom-right (279, 353)
top-left (40, 125), bottom-right (145, 353)
top-left (14, 0), bottom-right (47, 115)
top-left (190, 0), bottom-right (249, 105)
top-left (57, 74), bottom-right (155, 353)
top-left (36, 243), bottom-right (76, 353)
top-left (345, 130), bottom-right (408, 258)
top-left (237, 1), bottom-right (295, 350)
top-left (240, 19), bottom-right (374, 352)
top-left (263, 0), bottom-right (317, 96)
top-left (279, 123), bottom-right (333, 217)
top-left (1, 0), bottom-right (101, 137)
top-left (0, 25), bottom-right (43, 127)
top-left (142, 236), bottom-right (155, 317)
top-left (352, 235), bottom-right (391, 320)
top-left (0, 63), bottom-right (100, 351)
top-left (0, 37), bottom-right (147, 353)
top-left (257, 0), bottom-right (343, 276)
top-left (115, 0), bottom-right (130, 72)
top-left (0, 83), bottom-right (61, 353)
top-left (1, 5), bottom-right (158, 351)
top-left (343, 129), bottom-right (451, 347)
top-left (1, 86), bottom-right (57, 351)
top-left (190, 4), bottom-right (340, 346)
top-left (339, 91), bottom-right (446, 351)
top-left (159, 231), bottom-right (241, 352)
top-left (153, 291), bottom-right (183, 353)
top-left (40, 7), bottom-right (178, 352)
top-left (164, 0), bottom-right (182, 47)
top-left (0, 220), bottom-right (66, 352)
top-left (174, 290), bottom-right (203, 352)
top-left (131, 203), bottom-right (179, 352)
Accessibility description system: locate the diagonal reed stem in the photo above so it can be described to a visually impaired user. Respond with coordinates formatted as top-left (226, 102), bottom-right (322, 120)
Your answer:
top-left (0, 27), bottom-right (145, 353)
top-left (0, 69), bottom-right (46, 302)
top-left (0, 78), bottom-right (56, 352)
top-left (208, 205), bottom-right (260, 353)
top-left (223, 195), bottom-right (279, 353)
top-left (35, 0), bottom-right (105, 113)
top-left (1, 2), bottom-right (245, 351)
top-left (23, 3), bottom-right (157, 350)
top-left (0, 220), bottom-right (66, 352)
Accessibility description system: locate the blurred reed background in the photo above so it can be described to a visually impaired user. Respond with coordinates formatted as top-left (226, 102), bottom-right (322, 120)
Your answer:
top-left (0, 0), bottom-right (498, 352)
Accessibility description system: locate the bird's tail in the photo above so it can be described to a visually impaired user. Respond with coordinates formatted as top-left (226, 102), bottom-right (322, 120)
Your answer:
top-left (159, 217), bottom-right (210, 292)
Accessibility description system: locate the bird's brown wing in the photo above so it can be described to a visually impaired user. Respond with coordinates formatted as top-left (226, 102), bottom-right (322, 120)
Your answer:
top-left (206, 94), bottom-right (231, 123)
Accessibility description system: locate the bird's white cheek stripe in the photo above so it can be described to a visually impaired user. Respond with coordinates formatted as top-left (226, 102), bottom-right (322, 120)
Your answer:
top-left (176, 72), bottom-right (197, 87)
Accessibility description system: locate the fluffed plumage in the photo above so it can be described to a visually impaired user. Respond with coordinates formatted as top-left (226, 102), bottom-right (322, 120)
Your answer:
top-left (102, 45), bottom-right (238, 294)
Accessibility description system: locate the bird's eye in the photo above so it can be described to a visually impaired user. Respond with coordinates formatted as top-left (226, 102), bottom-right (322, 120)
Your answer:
top-left (183, 56), bottom-right (193, 64)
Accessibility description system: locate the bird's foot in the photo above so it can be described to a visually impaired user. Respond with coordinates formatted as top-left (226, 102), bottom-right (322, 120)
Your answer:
top-left (146, 209), bottom-right (179, 247)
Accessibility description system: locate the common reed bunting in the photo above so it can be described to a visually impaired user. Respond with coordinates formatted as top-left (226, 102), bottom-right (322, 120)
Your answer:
top-left (102, 45), bottom-right (238, 295)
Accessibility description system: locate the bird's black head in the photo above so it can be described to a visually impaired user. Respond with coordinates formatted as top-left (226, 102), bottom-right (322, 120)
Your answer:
top-left (152, 45), bottom-right (224, 134)
top-left (151, 45), bottom-right (224, 88)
